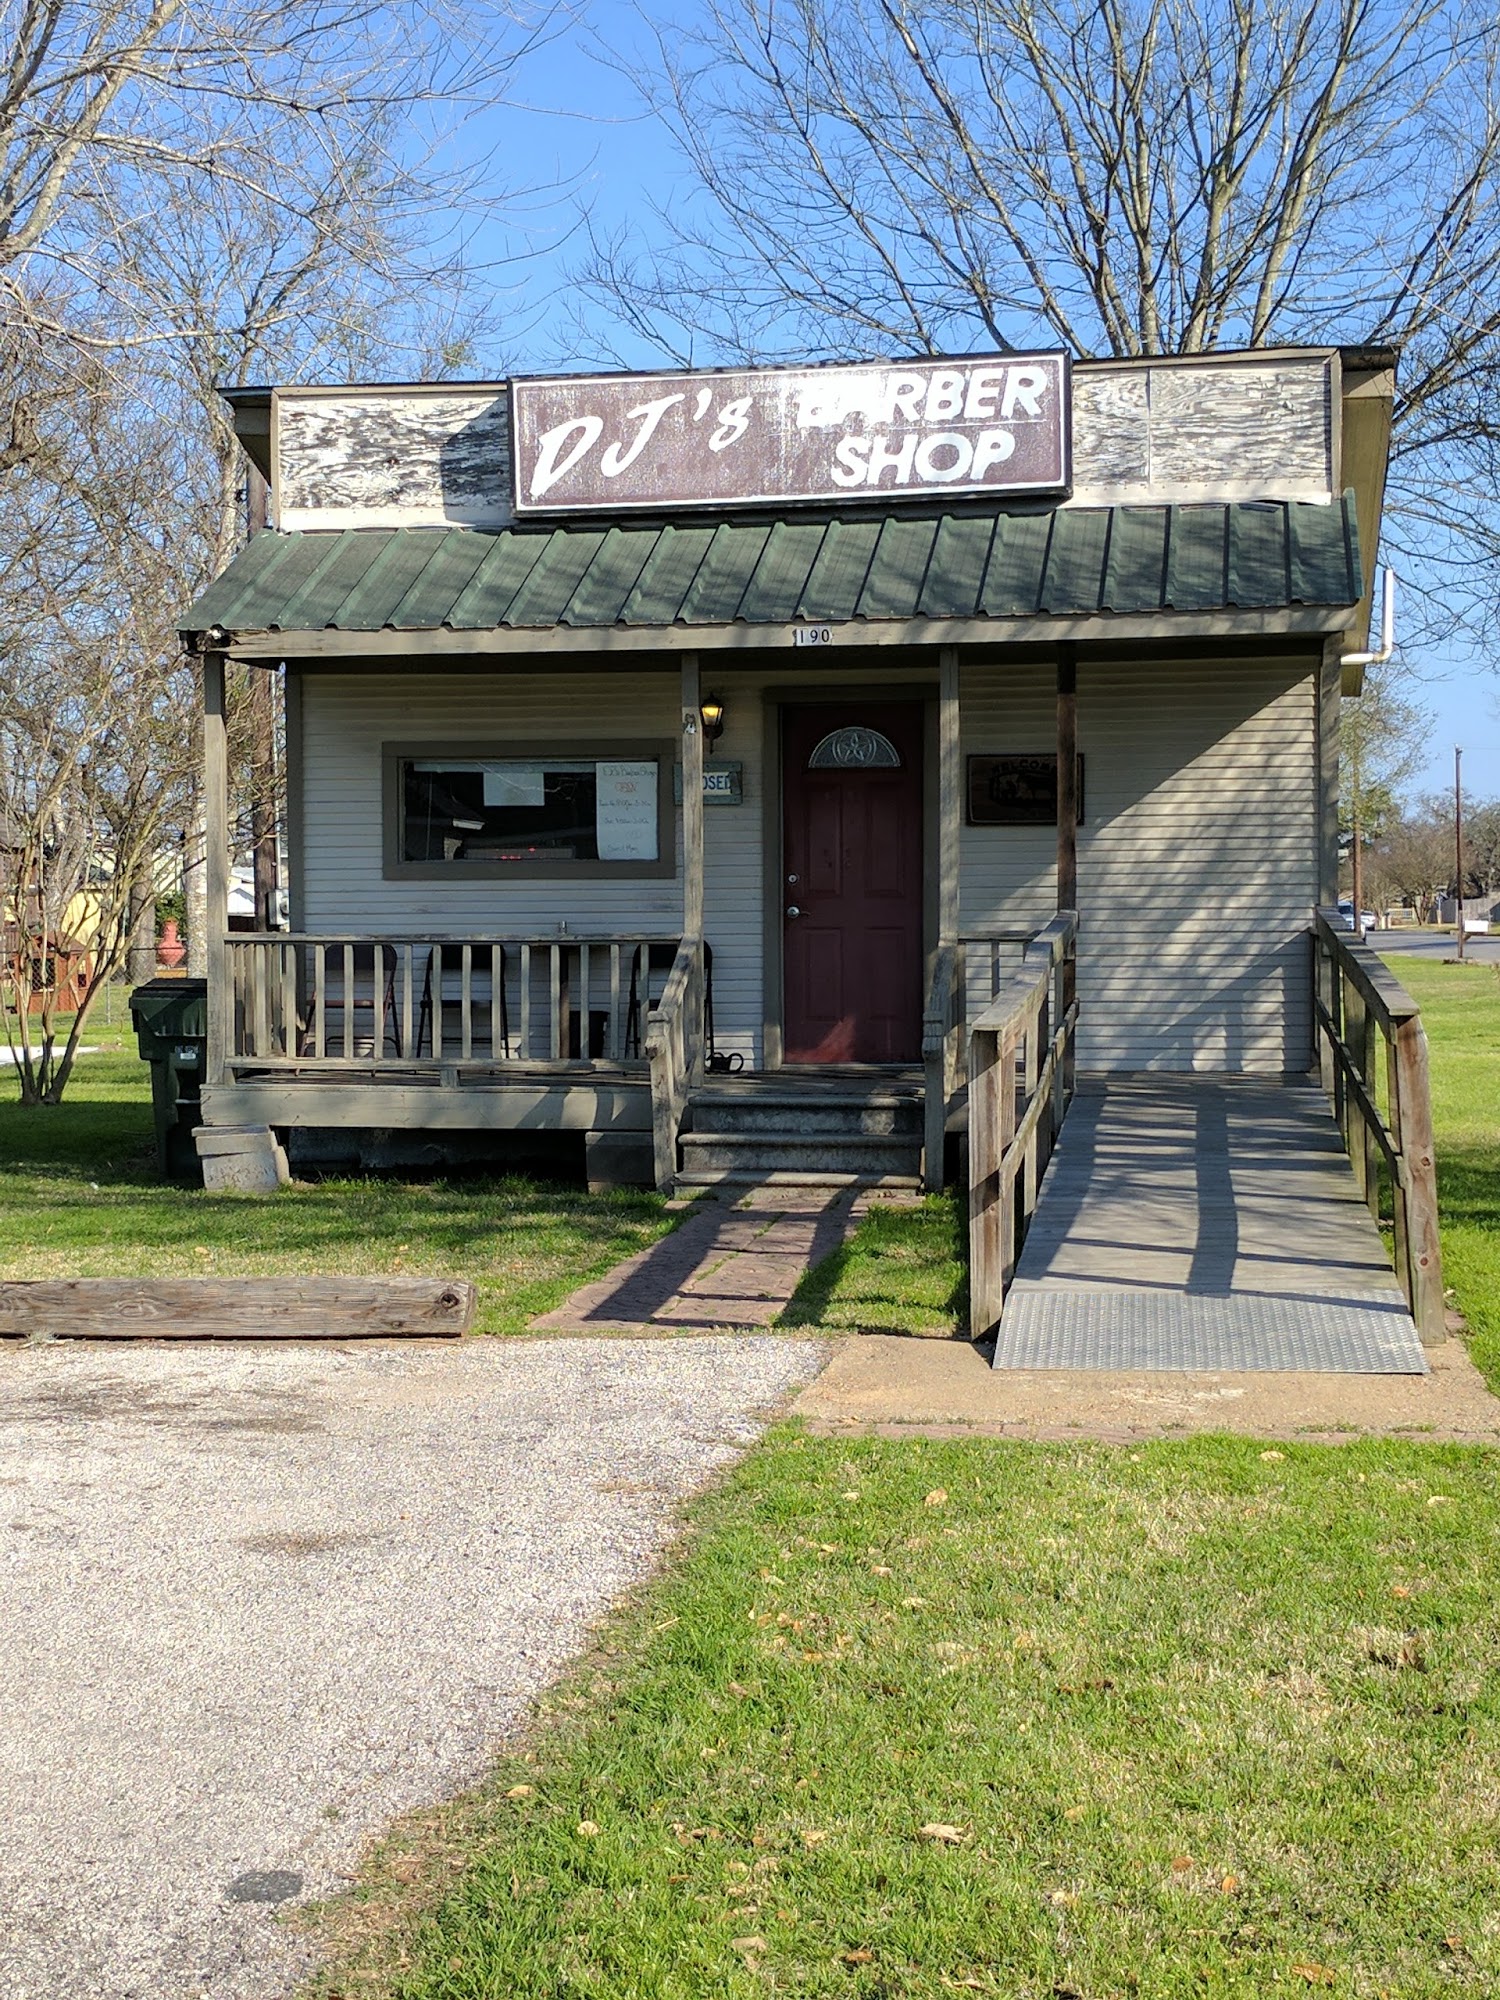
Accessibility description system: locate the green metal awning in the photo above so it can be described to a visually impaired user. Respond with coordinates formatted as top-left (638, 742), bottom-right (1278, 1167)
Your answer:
top-left (180, 495), bottom-right (1361, 639)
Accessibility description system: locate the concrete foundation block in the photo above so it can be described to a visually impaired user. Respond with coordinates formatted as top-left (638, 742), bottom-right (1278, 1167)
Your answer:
top-left (194, 1126), bottom-right (290, 1194)
top-left (584, 1129), bottom-right (655, 1191)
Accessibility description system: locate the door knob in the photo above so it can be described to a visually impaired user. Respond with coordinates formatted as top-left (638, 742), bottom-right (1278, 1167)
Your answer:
top-left (785, 905), bottom-right (802, 919)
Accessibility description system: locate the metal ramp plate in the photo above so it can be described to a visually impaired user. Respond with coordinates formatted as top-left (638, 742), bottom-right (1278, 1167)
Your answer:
top-left (992, 1289), bottom-right (1429, 1375)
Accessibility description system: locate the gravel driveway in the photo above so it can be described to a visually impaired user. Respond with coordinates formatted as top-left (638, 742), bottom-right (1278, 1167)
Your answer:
top-left (0, 1334), bottom-right (824, 2000)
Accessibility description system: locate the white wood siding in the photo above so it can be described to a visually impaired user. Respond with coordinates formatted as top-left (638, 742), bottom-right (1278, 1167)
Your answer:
top-left (961, 656), bottom-right (1318, 1071)
top-left (297, 655), bottom-right (1317, 1074)
top-left (298, 671), bottom-right (682, 936)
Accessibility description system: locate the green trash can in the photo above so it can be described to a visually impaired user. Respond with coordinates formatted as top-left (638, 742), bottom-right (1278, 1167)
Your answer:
top-left (129, 977), bottom-right (208, 1178)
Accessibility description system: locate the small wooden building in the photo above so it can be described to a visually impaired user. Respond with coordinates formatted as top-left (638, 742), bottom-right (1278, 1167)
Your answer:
top-left (180, 345), bottom-right (1395, 1194)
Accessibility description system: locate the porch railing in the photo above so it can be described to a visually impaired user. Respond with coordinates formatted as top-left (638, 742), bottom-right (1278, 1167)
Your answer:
top-left (645, 933), bottom-right (706, 1192)
top-left (218, 933), bottom-right (682, 1076)
top-left (968, 912), bottom-right (1079, 1340)
top-left (1311, 910), bottom-right (1444, 1342)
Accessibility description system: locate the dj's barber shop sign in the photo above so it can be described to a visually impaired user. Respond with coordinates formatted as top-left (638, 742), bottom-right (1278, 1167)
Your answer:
top-left (510, 354), bottom-right (1070, 514)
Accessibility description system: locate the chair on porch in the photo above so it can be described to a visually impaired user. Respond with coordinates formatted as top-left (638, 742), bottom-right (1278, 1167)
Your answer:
top-left (413, 945), bottom-right (511, 1060)
top-left (297, 943), bottom-right (403, 1059)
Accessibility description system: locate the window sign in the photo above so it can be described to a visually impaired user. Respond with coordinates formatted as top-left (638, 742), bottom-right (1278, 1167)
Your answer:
top-left (482, 764), bottom-right (546, 808)
top-left (594, 760), bottom-right (659, 861)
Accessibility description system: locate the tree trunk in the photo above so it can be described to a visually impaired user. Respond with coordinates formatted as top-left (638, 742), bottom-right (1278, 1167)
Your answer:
top-left (127, 879), bottom-right (157, 987)
top-left (185, 771), bottom-right (208, 978)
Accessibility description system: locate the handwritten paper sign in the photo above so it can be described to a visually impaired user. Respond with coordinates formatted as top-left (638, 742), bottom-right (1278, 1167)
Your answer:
top-left (595, 760), bottom-right (658, 861)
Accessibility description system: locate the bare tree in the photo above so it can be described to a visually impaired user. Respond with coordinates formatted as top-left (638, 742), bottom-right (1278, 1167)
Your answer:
top-left (1339, 660), bottom-right (1432, 917)
top-left (0, 0), bottom-right (533, 304)
top-left (0, 0), bottom-right (551, 1088)
top-left (0, 0), bottom-right (603, 1105)
top-left (581, 0), bottom-right (1500, 640)
top-left (0, 334), bottom-right (195, 1100)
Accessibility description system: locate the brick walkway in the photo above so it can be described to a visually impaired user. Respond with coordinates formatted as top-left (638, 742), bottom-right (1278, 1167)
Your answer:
top-left (530, 1188), bottom-right (862, 1332)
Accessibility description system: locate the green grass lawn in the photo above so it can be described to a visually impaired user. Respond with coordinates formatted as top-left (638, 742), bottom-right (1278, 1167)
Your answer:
top-left (777, 1194), bottom-right (967, 1336)
top-left (1376, 956), bottom-right (1500, 1387)
top-left (308, 1431), bottom-right (1500, 1999)
top-left (0, 1030), bottom-right (674, 1333)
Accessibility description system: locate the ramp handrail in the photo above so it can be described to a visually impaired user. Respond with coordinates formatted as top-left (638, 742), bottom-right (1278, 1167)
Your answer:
top-left (968, 911), bottom-right (1078, 1340)
top-left (646, 932), bottom-right (706, 1192)
top-left (1312, 911), bottom-right (1444, 1342)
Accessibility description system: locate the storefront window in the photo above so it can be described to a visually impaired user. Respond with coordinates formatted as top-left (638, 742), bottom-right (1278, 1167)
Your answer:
top-left (384, 746), bottom-right (671, 878)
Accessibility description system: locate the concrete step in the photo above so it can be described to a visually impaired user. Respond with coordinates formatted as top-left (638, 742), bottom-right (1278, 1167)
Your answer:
top-left (678, 1130), bottom-right (923, 1180)
top-left (687, 1091), bottom-right (922, 1138)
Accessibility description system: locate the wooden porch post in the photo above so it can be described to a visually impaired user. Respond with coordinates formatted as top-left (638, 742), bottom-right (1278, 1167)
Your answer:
top-left (926, 645), bottom-right (963, 1191)
top-left (246, 468), bottom-right (278, 931)
top-left (1056, 645), bottom-right (1078, 912)
top-left (681, 651), bottom-right (704, 938)
top-left (939, 645), bottom-right (961, 940)
top-left (202, 649), bottom-right (231, 1088)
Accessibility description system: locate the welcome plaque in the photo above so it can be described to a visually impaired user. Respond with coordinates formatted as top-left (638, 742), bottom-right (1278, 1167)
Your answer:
top-left (967, 754), bottom-right (1086, 827)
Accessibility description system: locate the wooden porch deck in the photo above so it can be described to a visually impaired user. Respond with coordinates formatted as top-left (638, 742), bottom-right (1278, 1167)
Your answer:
top-left (991, 1075), bottom-right (1429, 1374)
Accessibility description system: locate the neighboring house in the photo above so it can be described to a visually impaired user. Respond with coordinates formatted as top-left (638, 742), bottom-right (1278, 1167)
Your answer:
top-left (0, 920), bottom-right (93, 1015)
top-left (178, 345), bottom-right (1395, 1190)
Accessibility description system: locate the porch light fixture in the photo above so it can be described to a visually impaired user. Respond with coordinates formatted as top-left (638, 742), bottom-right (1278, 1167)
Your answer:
top-left (700, 694), bottom-right (726, 750)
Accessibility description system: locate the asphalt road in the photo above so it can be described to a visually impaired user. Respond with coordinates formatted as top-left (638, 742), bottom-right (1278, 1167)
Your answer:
top-left (0, 1334), bottom-right (824, 2000)
top-left (1371, 928), bottom-right (1500, 964)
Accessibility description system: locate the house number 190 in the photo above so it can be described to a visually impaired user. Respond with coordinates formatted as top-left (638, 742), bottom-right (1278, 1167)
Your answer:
top-left (792, 624), bottom-right (834, 647)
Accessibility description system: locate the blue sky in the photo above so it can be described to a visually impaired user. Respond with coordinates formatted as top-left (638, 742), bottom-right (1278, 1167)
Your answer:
top-left (473, 3), bottom-right (1500, 802)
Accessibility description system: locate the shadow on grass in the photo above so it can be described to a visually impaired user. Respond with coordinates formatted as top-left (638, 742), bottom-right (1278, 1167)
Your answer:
top-left (777, 1191), bottom-right (969, 1336)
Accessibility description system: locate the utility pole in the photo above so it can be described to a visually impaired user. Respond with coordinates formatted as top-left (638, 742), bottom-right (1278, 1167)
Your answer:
top-left (1455, 744), bottom-right (1466, 961)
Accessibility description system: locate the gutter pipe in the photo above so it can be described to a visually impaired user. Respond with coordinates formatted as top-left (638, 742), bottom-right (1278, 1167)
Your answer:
top-left (1341, 567), bottom-right (1395, 670)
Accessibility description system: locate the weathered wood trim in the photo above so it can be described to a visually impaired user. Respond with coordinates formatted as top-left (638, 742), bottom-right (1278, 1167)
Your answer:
top-left (0, 1276), bottom-right (474, 1340)
top-left (1310, 912), bottom-right (1443, 1343)
top-left (1312, 911), bottom-right (1419, 1031)
top-left (223, 605), bottom-right (1353, 663)
top-left (203, 651), bottom-right (230, 1087)
top-left (1394, 1015), bottom-right (1444, 1345)
top-left (256, 352), bottom-right (1337, 533)
top-left (938, 646), bottom-right (961, 943)
top-left (1338, 353), bottom-right (1396, 654)
top-left (201, 1078), bottom-right (653, 1130)
top-left (761, 691), bottom-right (785, 1070)
top-left (284, 664), bottom-right (305, 932)
top-left (1056, 646), bottom-right (1078, 913)
top-left (274, 382), bottom-right (514, 532)
top-left (681, 654), bottom-right (704, 939)
top-left (968, 912), bottom-right (1079, 1339)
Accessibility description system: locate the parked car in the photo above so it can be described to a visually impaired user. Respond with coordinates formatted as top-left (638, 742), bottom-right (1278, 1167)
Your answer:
top-left (1336, 899), bottom-right (1377, 932)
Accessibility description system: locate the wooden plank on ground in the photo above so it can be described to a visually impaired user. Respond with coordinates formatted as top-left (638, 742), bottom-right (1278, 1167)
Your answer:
top-left (0, 1277), bottom-right (474, 1341)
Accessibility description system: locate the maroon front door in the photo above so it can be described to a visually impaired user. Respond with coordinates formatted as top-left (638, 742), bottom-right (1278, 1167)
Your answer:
top-left (781, 702), bottom-right (925, 1063)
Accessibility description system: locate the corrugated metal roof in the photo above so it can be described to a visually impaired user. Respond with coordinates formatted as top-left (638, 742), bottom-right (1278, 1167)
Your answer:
top-left (180, 495), bottom-right (1361, 636)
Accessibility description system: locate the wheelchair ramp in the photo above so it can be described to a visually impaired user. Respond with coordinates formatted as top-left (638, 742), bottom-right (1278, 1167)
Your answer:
top-left (993, 1077), bottom-right (1428, 1375)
